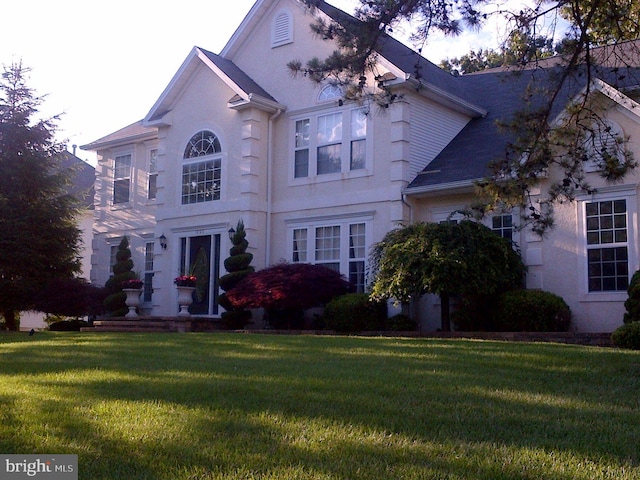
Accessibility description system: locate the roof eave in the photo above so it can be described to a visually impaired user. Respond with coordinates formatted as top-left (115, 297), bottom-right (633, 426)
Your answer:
top-left (404, 178), bottom-right (479, 198)
top-left (403, 77), bottom-right (487, 118)
top-left (80, 131), bottom-right (157, 151)
top-left (227, 93), bottom-right (286, 113)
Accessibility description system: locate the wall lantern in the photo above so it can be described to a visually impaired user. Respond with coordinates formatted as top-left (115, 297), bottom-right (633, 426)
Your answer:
top-left (228, 227), bottom-right (236, 240)
top-left (159, 234), bottom-right (167, 250)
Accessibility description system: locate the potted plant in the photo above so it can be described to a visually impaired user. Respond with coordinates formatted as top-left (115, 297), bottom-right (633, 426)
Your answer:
top-left (122, 278), bottom-right (144, 319)
top-left (174, 275), bottom-right (197, 316)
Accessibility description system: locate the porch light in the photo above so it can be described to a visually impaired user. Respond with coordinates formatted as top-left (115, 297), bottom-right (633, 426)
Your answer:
top-left (228, 227), bottom-right (236, 240)
top-left (159, 234), bottom-right (167, 250)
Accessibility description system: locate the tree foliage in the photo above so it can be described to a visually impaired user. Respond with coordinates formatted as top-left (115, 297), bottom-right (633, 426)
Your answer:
top-left (218, 220), bottom-right (255, 329)
top-left (293, 0), bottom-right (640, 233)
top-left (370, 221), bottom-right (525, 330)
top-left (103, 237), bottom-right (136, 317)
top-left (0, 62), bottom-right (82, 330)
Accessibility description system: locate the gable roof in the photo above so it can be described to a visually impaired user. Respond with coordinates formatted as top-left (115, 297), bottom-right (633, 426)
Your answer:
top-left (405, 59), bottom-right (640, 195)
top-left (144, 46), bottom-right (283, 126)
top-left (81, 120), bottom-right (157, 151)
top-left (58, 150), bottom-right (95, 210)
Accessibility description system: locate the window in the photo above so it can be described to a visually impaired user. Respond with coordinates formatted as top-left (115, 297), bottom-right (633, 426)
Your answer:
top-left (491, 214), bottom-right (513, 241)
top-left (350, 110), bottom-right (367, 170)
top-left (294, 120), bottom-right (309, 178)
top-left (113, 154), bottom-right (131, 204)
top-left (586, 199), bottom-right (629, 292)
top-left (109, 245), bottom-right (118, 274)
top-left (292, 228), bottom-right (308, 262)
top-left (291, 221), bottom-right (368, 292)
top-left (318, 84), bottom-right (342, 102)
top-left (349, 223), bottom-right (366, 292)
top-left (272, 10), bottom-right (293, 47)
top-left (143, 242), bottom-right (154, 302)
top-left (293, 107), bottom-right (367, 179)
top-left (148, 149), bottom-right (157, 200)
top-left (182, 131), bottom-right (222, 204)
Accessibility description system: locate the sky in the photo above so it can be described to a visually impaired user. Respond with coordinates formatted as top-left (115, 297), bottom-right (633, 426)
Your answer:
top-left (0, 0), bottom-right (506, 166)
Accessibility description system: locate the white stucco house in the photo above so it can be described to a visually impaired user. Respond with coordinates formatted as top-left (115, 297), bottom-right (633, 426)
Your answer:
top-left (82, 0), bottom-right (640, 332)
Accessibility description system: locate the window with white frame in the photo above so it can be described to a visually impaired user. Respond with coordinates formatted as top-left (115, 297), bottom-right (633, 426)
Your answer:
top-left (293, 107), bottom-right (368, 179)
top-left (109, 245), bottom-right (118, 274)
top-left (491, 214), bottom-right (513, 241)
top-left (585, 198), bottom-right (630, 292)
top-left (143, 242), bottom-right (154, 302)
top-left (182, 131), bottom-right (222, 204)
top-left (148, 149), bottom-right (157, 200)
top-left (291, 221), bottom-right (368, 292)
top-left (113, 154), bottom-right (131, 204)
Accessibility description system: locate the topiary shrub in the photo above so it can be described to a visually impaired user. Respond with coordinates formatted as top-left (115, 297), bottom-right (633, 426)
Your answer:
top-left (103, 237), bottom-right (137, 317)
top-left (623, 270), bottom-right (640, 324)
top-left (494, 289), bottom-right (571, 332)
top-left (219, 220), bottom-right (254, 329)
top-left (323, 293), bottom-right (387, 332)
top-left (611, 321), bottom-right (640, 349)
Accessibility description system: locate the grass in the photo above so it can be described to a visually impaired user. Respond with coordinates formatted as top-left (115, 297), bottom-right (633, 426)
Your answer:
top-left (0, 332), bottom-right (639, 479)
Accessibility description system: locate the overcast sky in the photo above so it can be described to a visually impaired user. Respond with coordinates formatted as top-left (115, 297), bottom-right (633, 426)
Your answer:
top-left (0, 0), bottom-right (503, 165)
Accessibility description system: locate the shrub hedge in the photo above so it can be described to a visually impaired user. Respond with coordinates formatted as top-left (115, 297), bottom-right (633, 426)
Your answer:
top-left (494, 289), bottom-right (571, 332)
top-left (323, 293), bottom-right (387, 332)
top-left (611, 321), bottom-right (640, 349)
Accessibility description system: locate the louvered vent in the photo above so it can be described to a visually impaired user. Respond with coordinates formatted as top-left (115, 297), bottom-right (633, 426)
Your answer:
top-left (272, 11), bottom-right (292, 47)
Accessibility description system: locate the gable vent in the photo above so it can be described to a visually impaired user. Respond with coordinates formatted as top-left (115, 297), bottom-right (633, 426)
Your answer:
top-left (272, 11), bottom-right (293, 48)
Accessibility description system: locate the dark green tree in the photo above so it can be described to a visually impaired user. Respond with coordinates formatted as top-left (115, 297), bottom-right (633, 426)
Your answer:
top-left (291, 0), bottom-right (640, 234)
top-left (370, 221), bottom-right (525, 331)
top-left (218, 220), bottom-right (254, 329)
top-left (440, 33), bottom-right (557, 75)
top-left (0, 62), bottom-right (82, 330)
top-left (103, 237), bottom-right (136, 317)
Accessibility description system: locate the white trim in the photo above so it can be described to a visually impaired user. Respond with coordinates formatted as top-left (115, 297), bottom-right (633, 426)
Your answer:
top-left (576, 185), bottom-right (638, 301)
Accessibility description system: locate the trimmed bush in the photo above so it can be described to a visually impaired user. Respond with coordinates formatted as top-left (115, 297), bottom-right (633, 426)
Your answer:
top-left (323, 293), bottom-right (387, 332)
top-left (494, 289), bottom-right (571, 332)
top-left (623, 270), bottom-right (640, 324)
top-left (611, 322), bottom-right (640, 349)
top-left (49, 319), bottom-right (90, 331)
top-left (386, 313), bottom-right (417, 331)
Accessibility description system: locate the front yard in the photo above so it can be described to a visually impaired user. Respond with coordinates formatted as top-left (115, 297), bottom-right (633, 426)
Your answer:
top-left (0, 332), bottom-right (638, 479)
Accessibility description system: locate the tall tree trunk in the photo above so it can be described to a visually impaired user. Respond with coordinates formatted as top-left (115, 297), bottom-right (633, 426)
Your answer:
top-left (3, 310), bottom-right (18, 331)
top-left (440, 292), bottom-right (451, 332)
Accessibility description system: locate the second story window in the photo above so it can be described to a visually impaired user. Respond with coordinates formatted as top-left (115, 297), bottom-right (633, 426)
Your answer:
top-left (148, 149), bottom-right (158, 200)
top-left (182, 131), bottom-right (222, 204)
top-left (293, 107), bottom-right (368, 179)
top-left (113, 154), bottom-right (131, 204)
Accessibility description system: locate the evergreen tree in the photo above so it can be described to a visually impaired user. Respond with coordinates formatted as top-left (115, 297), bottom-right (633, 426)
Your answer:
top-left (218, 220), bottom-right (254, 329)
top-left (0, 62), bottom-right (82, 330)
top-left (292, 0), bottom-right (640, 234)
top-left (103, 237), bottom-right (136, 317)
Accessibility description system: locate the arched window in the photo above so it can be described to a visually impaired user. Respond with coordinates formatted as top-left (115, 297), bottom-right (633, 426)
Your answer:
top-left (182, 130), bottom-right (222, 204)
top-left (318, 84), bottom-right (343, 103)
top-left (184, 130), bottom-right (221, 158)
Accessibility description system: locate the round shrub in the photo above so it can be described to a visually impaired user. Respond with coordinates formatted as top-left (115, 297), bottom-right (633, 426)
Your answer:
top-left (623, 270), bottom-right (640, 324)
top-left (385, 313), bottom-right (417, 331)
top-left (611, 322), bottom-right (640, 349)
top-left (323, 293), bottom-right (387, 332)
top-left (494, 289), bottom-right (571, 332)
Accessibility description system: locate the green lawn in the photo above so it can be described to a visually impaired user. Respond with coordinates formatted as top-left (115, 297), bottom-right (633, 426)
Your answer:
top-left (0, 332), bottom-right (639, 479)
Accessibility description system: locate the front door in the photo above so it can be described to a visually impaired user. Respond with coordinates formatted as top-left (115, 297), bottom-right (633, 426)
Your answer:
top-left (180, 234), bottom-right (221, 315)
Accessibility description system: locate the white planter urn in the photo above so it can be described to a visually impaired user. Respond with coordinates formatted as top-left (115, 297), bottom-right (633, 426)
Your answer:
top-left (176, 286), bottom-right (195, 317)
top-left (123, 288), bottom-right (142, 319)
